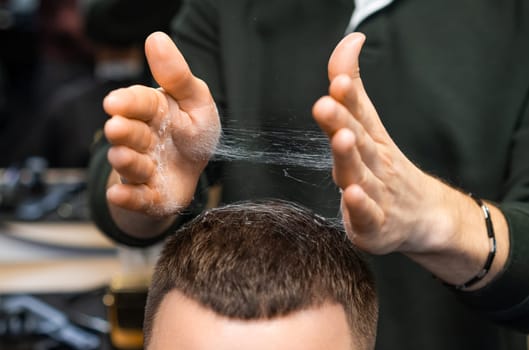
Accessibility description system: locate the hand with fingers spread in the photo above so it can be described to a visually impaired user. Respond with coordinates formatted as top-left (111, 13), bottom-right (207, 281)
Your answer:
top-left (102, 32), bottom-right (220, 225)
top-left (313, 33), bottom-right (432, 255)
top-left (313, 33), bottom-right (509, 290)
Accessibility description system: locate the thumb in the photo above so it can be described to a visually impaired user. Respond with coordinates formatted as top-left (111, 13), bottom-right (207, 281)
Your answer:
top-left (144, 31), bottom-right (213, 111)
top-left (328, 32), bottom-right (366, 81)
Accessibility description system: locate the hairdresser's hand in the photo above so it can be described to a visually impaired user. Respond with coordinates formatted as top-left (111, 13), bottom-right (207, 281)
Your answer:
top-left (103, 31), bottom-right (220, 219)
top-left (312, 33), bottom-right (509, 289)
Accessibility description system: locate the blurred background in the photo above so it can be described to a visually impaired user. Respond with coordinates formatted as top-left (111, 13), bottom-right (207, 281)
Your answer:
top-left (0, 1), bottom-right (181, 349)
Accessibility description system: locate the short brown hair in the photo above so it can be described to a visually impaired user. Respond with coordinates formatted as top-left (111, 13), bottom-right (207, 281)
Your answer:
top-left (144, 199), bottom-right (378, 349)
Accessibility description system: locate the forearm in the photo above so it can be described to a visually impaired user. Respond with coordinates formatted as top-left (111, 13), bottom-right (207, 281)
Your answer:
top-left (402, 177), bottom-right (510, 291)
top-left (399, 176), bottom-right (529, 332)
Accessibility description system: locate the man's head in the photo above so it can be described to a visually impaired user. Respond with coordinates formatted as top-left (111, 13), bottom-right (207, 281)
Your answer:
top-left (144, 199), bottom-right (378, 350)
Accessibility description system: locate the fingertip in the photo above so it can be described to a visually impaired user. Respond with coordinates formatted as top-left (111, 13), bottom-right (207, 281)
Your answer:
top-left (335, 31), bottom-right (366, 57)
top-left (145, 30), bottom-right (179, 65)
top-left (341, 184), bottom-right (366, 235)
top-left (312, 96), bottom-right (338, 130)
top-left (107, 145), bottom-right (132, 168)
top-left (343, 184), bottom-right (365, 204)
top-left (103, 118), bottom-right (114, 140)
top-left (106, 184), bottom-right (117, 198)
top-left (331, 129), bottom-right (359, 189)
top-left (146, 31), bottom-right (163, 41)
top-left (328, 32), bottom-right (366, 80)
top-left (104, 116), bottom-right (126, 142)
top-left (145, 31), bottom-right (172, 48)
top-left (106, 184), bottom-right (125, 206)
top-left (313, 95), bottom-right (336, 115)
top-left (108, 183), bottom-right (140, 211)
top-left (103, 90), bottom-right (122, 115)
top-left (343, 32), bottom-right (366, 46)
top-left (332, 128), bottom-right (356, 155)
top-left (329, 74), bottom-right (352, 102)
top-left (145, 32), bottom-right (175, 60)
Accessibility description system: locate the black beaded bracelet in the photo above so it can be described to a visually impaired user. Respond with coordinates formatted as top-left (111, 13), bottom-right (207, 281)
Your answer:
top-left (450, 194), bottom-right (497, 291)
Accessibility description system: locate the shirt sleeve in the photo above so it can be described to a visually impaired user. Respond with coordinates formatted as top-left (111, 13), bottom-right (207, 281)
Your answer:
top-left (455, 90), bottom-right (529, 333)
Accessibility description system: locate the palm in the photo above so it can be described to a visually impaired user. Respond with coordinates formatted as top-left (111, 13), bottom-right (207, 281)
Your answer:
top-left (313, 33), bottom-right (434, 254)
top-left (103, 32), bottom-right (220, 217)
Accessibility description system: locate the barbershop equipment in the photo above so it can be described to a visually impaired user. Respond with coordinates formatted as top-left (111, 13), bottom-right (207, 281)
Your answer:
top-left (0, 294), bottom-right (105, 350)
top-left (0, 157), bottom-right (89, 222)
top-left (103, 245), bottom-right (161, 350)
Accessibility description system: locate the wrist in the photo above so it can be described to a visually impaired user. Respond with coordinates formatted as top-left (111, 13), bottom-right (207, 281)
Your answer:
top-left (398, 176), bottom-right (465, 255)
top-left (402, 180), bottom-right (509, 290)
top-left (108, 203), bottom-right (177, 239)
top-left (401, 178), bottom-right (490, 283)
top-left (444, 195), bottom-right (496, 290)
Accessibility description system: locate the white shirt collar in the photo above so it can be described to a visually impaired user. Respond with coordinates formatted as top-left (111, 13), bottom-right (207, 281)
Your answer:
top-left (345, 0), bottom-right (395, 33)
